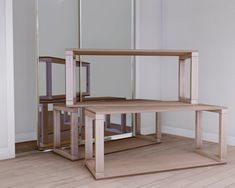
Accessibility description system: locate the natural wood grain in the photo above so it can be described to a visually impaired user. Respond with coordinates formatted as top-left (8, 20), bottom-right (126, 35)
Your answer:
top-left (95, 116), bottom-right (105, 175)
top-left (156, 112), bottom-right (161, 142)
top-left (85, 116), bottom-right (93, 160)
top-left (67, 49), bottom-right (197, 58)
top-left (195, 111), bottom-right (202, 149)
top-left (65, 49), bottom-right (198, 105)
top-left (53, 109), bottom-right (61, 148)
top-left (84, 102), bottom-right (226, 179)
top-left (70, 100), bottom-right (227, 109)
top-left (84, 101), bottom-right (226, 115)
top-left (7, 135), bottom-right (235, 187)
top-left (135, 113), bottom-right (141, 135)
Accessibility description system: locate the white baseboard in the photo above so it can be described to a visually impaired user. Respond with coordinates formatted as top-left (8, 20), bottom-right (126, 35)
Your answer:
top-left (0, 147), bottom-right (15, 160)
top-left (142, 125), bottom-right (235, 146)
top-left (14, 126), bottom-right (235, 146)
top-left (162, 125), bottom-right (235, 146)
top-left (15, 132), bottom-right (37, 143)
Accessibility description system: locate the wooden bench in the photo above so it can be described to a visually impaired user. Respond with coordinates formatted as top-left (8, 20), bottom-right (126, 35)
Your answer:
top-left (84, 101), bottom-right (227, 179)
top-left (53, 98), bottom-right (130, 160)
top-left (38, 56), bottom-right (90, 148)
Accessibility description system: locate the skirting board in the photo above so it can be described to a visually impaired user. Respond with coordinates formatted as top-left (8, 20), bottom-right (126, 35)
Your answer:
top-left (15, 132), bottom-right (37, 143)
top-left (161, 125), bottom-right (235, 146)
top-left (15, 126), bottom-right (235, 146)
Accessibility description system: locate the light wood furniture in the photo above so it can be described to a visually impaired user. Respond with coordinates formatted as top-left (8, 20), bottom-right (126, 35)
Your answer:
top-left (38, 56), bottom-right (90, 148)
top-left (84, 101), bottom-right (227, 179)
top-left (9, 135), bottom-right (235, 188)
top-left (53, 105), bottom-right (79, 160)
top-left (53, 98), bottom-right (130, 160)
top-left (65, 49), bottom-right (199, 105)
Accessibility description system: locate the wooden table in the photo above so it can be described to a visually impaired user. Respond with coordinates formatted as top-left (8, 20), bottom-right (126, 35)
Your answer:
top-left (53, 97), bottom-right (131, 160)
top-left (84, 101), bottom-right (227, 179)
top-left (65, 49), bottom-right (199, 105)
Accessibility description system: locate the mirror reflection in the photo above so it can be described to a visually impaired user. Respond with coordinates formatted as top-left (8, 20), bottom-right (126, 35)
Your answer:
top-left (37, 0), bottom-right (133, 148)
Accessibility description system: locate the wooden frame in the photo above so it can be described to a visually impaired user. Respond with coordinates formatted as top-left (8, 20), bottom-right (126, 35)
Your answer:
top-left (65, 49), bottom-right (199, 106)
top-left (53, 105), bottom-right (80, 161)
top-left (38, 56), bottom-right (90, 147)
top-left (84, 101), bottom-right (227, 179)
top-left (52, 98), bottom-right (130, 160)
top-left (39, 56), bottom-right (90, 101)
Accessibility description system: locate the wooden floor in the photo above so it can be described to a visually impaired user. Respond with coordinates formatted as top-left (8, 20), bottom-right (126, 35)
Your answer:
top-left (3, 134), bottom-right (235, 187)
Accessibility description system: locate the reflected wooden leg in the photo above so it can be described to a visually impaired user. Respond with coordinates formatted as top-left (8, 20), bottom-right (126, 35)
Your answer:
top-left (85, 116), bottom-right (93, 159)
top-left (135, 113), bottom-right (141, 135)
top-left (42, 104), bottom-right (49, 145)
top-left (53, 109), bottom-right (61, 148)
top-left (155, 112), bottom-right (161, 142)
top-left (105, 114), bottom-right (111, 129)
top-left (121, 114), bottom-right (127, 133)
top-left (71, 112), bottom-right (78, 158)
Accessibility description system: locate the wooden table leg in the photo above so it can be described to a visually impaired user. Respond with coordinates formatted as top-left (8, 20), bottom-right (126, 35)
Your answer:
top-left (41, 104), bottom-right (49, 145)
top-left (53, 109), bottom-right (61, 148)
top-left (121, 114), bottom-right (127, 133)
top-left (219, 109), bottom-right (227, 161)
top-left (105, 114), bottom-right (111, 128)
top-left (135, 113), bottom-right (141, 135)
top-left (155, 112), bottom-right (161, 142)
top-left (71, 111), bottom-right (78, 158)
top-left (95, 115), bottom-right (105, 175)
top-left (195, 111), bottom-right (203, 149)
top-left (85, 115), bottom-right (93, 159)
top-left (63, 111), bottom-right (70, 125)
top-left (78, 108), bottom-right (84, 144)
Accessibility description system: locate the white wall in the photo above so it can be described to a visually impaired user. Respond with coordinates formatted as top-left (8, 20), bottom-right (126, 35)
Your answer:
top-left (135, 0), bottom-right (162, 134)
top-left (0, 0), bottom-right (15, 159)
top-left (13, 0), bottom-right (37, 142)
top-left (137, 0), bottom-right (235, 145)
top-left (160, 0), bottom-right (235, 145)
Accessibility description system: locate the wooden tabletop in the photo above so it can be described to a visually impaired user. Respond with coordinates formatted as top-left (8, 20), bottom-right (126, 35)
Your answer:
top-left (66, 49), bottom-right (198, 58)
top-left (84, 101), bottom-right (226, 115)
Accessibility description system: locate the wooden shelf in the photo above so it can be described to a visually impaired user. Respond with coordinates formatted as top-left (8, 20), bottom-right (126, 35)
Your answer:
top-left (84, 100), bottom-right (227, 179)
top-left (66, 49), bottom-right (198, 59)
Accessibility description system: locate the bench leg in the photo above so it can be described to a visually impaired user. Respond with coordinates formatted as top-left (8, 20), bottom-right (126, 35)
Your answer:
top-left (95, 115), bottom-right (105, 175)
top-left (41, 104), bottom-right (49, 145)
top-left (53, 109), bottom-right (61, 148)
top-left (155, 112), bottom-right (161, 142)
top-left (195, 111), bottom-right (203, 149)
top-left (135, 113), bottom-right (141, 135)
top-left (219, 109), bottom-right (227, 161)
top-left (71, 112), bottom-right (78, 158)
top-left (105, 114), bottom-right (111, 129)
top-left (85, 116), bottom-right (93, 159)
top-left (121, 114), bottom-right (127, 133)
